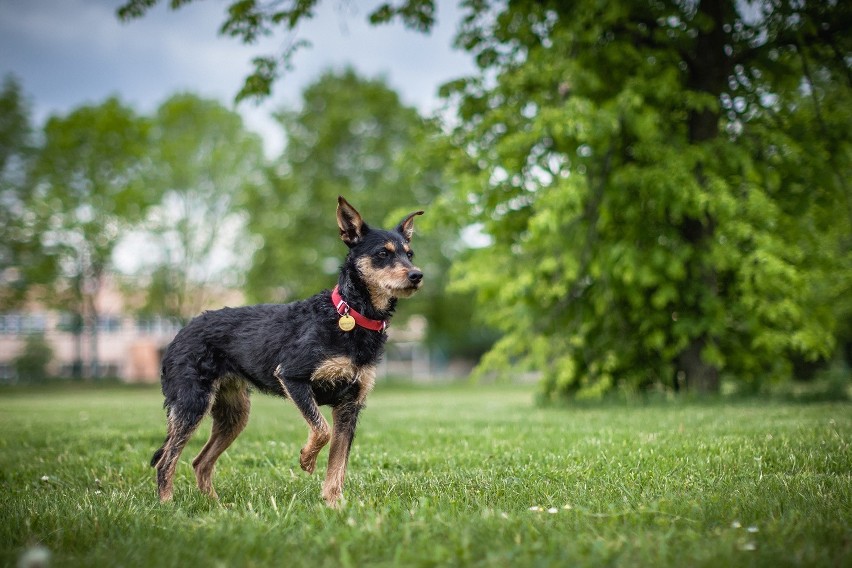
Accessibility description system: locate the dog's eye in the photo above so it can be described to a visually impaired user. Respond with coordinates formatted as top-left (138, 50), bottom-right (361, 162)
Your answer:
top-left (406, 251), bottom-right (414, 260)
top-left (377, 250), bottom-right (389, 259)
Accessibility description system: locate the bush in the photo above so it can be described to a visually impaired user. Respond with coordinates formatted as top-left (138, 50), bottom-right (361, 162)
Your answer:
top-left (12, 334), bottom-right (53, 383)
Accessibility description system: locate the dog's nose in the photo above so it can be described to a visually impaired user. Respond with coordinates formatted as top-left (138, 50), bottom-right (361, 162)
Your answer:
top-left (408, 270), bottom-right (423, 284)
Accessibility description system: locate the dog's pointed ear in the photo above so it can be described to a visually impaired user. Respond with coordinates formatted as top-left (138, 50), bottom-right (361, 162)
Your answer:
top-left (337, 196), bottom-right (368, 247)
top-left (395, 210), bottom-right (424, 242)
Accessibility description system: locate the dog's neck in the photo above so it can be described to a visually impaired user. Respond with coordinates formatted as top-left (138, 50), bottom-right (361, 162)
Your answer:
top-left (337, 259), bottom-right (397, 321)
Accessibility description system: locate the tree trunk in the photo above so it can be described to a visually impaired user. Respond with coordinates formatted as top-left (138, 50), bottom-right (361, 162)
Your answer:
top-left (677, 335), bottom-right (720, 393)
top-left (86, 272), bottom-right (102, 380)
top-left (675, 0), bottom-right (733, 394)
top-left (88, 304), bottom-right (99, 379)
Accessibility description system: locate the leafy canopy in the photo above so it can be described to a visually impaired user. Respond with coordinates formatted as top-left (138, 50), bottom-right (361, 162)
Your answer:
top-left (439, 0), bottom-right (851, 397)
top-left (130, 94), bottom-right (266, 321)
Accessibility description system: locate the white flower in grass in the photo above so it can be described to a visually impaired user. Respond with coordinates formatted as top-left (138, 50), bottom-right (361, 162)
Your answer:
top-left (731, 520), bottom-right (741, 529)
top-left (40, 476), bottom-right (49, 482)
top-left (747, 525), bottom-right (759, 533)
top-left (529, 506), bottom-right (543, 512)
top-left (547, 507), bottom-right (559, 514)
top-left (18, 545), bottom-right (50, 568)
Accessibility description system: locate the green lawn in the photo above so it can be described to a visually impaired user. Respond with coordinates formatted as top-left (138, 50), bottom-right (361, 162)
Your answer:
top-left (1, 383), bottom-right (850, 567)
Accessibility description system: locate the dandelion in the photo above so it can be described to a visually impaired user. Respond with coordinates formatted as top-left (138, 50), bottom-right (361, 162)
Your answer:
top-left (562, 504), bottom-right (573, 510)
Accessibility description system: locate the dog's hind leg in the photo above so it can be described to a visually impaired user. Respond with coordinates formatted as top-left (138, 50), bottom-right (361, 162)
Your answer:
top-left (192, 379), bottom-right (251, 499)
top-left (275, 368), bottom-right (330, 475)
top-left (155, 385), bottom-right (213, 502)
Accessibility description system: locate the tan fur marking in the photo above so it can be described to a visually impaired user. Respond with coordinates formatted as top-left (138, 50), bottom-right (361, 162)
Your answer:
top-left (311, 356), bottom-right (358, 384)
top-left (384, 242), bottom-right (396, 253)
top-left (356, 365), bottom-right (376, 405)
top-left (310, 358), bottom-right (375, 404)
top-left (355, 257), bottom-right (415, 311)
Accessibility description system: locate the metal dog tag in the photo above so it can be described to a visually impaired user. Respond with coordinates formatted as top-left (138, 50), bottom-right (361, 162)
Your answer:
top-left (338, 314), bottom-right (356, 332)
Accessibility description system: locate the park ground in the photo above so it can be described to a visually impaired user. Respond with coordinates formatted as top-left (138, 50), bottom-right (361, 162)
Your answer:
top-left (1, 382), bottom-right (850, 567)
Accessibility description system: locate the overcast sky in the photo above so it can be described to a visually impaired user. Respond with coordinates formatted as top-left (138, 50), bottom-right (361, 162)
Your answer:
top-left (0, 0), bottom-right (476, 156)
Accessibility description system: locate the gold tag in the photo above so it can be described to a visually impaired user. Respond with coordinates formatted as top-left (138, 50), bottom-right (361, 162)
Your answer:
top-left (338, 314), bottom-right (356, 332)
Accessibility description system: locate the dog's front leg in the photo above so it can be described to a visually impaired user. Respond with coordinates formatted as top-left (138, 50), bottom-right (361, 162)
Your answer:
top-left (275, 366), bottom-right (330, 474)
top-left (322, 400), bottom-right (362, 508)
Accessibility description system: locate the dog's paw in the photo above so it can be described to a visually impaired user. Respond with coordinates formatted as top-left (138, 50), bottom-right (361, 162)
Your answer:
top-left (299, 447), bottom-right (317, 474)
top-left (322, 489), bottom-right (344, 509)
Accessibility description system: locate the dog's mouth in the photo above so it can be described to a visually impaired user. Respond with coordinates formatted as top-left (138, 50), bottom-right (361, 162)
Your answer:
top-left (388, 281), bottom-right (421, 297)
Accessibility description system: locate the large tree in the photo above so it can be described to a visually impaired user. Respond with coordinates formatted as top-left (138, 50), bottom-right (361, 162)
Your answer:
top-left (245, 69), bottom-right (488, 355)
top-left (128, 94), bottom-right (266, 322)
top-left (245, 68), bottom-right (432, 300)
top-left (441, 0), bottom-right (851, 397)
top-left (0, 76), bottom-right (57, 308)
top-left (31, 98), bottom-right (152, 378)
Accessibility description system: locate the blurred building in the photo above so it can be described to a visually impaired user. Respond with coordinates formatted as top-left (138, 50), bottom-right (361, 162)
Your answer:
top-left (0, 280), bottom-right (437, 383)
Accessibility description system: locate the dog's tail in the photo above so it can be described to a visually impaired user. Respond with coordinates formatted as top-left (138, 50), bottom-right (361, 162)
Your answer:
top-left (150, 439), bottom-right (167, 467)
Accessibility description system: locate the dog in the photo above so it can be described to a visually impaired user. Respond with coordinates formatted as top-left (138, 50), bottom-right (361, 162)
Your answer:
top-left (150, 196), bottom-right (424, 507)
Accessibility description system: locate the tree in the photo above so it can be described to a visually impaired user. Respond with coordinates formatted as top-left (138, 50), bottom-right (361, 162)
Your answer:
top-left (12, 334), bottom-right (54, 384)
top-left (246, 69), bottom-right (429, 299)
top-left (439, 0), bottom-right (851, 397)
top-left (0, 75), bottom-right (57, 308)
top-left (245, 68), bottom-right (487, 354)
top-left (31, 98), bottom-right (152, 379)
top-left (129, 94), bottom-right (266, 322)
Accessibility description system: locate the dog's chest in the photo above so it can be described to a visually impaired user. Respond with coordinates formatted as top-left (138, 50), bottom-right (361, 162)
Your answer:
top-left (310, 356), bottom-right (376, 404)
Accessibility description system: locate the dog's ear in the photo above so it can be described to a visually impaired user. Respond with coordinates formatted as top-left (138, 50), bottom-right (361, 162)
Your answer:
top-left (337, 196), bottom-right (368, 246)
top-left (395, 210), bottom-right (424, 242)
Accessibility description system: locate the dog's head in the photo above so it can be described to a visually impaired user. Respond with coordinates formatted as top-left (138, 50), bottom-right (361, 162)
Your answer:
top-left (336, 196), bottom-right (424, 306)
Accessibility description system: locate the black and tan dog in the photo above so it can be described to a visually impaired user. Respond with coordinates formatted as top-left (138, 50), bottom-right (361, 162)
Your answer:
top-left (151, 197), bottom-right (423, 507)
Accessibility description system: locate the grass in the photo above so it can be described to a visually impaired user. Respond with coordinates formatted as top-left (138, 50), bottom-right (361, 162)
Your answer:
top-left (1, 383), bottom-right (850, 567)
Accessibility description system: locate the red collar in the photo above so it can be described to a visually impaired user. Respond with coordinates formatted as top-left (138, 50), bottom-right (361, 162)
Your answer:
top-left (331, 285), bottom-right (388, 332)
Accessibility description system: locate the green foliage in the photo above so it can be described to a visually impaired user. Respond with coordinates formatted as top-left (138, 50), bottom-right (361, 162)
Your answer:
top-left (245, 69), bottom-right (429, 300)
top-left (440, 0), bottom-right (852, 398)
top-left (244, 69), bottom-right (487, 355)
top-left (0, 76), bottom-right (57, 308)
top-left (27, 97), bottom-right (153, 377)
top-left (11, 334), bottom-right (54, 383)
top-left (1, 385), bottom-right (850, 566)
top-left (130, 94), bottom-right (266, 321)
top-left (32, 97), bottom-right (153, 294)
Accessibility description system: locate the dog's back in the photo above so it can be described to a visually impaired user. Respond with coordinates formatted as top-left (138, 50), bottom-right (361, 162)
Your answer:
top-left (161, 298), bottom-right (326, 397)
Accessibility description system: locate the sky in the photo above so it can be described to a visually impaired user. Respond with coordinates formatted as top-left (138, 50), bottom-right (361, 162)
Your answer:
top-left (0, 0), bottom-right (477, 157)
